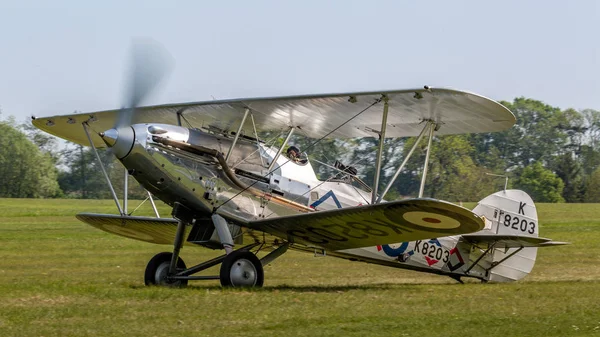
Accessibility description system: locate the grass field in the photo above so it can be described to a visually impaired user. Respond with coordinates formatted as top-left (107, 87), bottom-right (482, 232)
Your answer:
top-left (0, 198), bottom-right (599, 336)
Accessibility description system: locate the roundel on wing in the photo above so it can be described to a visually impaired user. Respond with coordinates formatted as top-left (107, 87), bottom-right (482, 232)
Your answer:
top-left (402, 211), bottom-right (461, 229)
top-left (382, 201), bottom-right (483, 234)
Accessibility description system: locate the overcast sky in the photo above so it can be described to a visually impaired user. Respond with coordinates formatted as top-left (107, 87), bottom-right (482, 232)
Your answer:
top-left (0, 0), bottom-right (598, 121)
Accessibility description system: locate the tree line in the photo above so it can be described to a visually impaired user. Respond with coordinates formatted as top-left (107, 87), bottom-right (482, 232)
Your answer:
top-left (1, 97), bottom-right (600, 203)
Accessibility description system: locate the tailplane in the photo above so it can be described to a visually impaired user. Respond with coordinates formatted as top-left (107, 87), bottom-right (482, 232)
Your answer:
top-left (460, 190), bottom-right (567, 282)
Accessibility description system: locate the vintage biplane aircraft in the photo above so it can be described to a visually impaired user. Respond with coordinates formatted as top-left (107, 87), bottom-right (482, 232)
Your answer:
top-left (33, 41), bottom-right (566, 287)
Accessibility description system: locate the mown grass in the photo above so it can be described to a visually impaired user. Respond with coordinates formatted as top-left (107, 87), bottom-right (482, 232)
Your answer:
top-left (0, 198), bottom-right (599, 336)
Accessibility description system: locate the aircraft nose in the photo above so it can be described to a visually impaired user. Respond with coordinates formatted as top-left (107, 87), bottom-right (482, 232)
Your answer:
top-left (100, 128), bottom-right (119, 147)
top-left (100, 126), bottom-right (135, 159)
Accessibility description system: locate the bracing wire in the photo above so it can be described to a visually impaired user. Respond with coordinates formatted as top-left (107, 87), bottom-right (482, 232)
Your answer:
top-left (213, 98), bottom-right (383, 212)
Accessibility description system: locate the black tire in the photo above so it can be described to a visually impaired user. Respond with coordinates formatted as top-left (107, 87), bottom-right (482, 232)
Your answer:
top-left (144, 252), bottom-right (188, 287)
top-left (220, 250), bottom-right (264, 287)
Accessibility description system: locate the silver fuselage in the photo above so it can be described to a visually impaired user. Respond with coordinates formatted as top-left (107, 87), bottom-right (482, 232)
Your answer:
top-left (111, 123), bottom-right (521, 282)
top-left (117, 124), bottom-right (371, 221)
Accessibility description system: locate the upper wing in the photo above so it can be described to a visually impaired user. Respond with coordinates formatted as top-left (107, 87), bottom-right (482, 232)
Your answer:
top-left (462, 234), bottom-right (569, 248)
top-left (243, 198), bottom-right (484, 251)
top-left (33, 87), bottom-right (515, 147)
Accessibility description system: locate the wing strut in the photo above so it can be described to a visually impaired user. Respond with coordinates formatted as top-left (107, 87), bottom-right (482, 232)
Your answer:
top-left (225, 108), bottom-right (249, 162)
top-left (486, 247), bottom-right (524, 273)
top-left (419, 121), bottom-right (436, 198)
top-left (83, 122), bottom-right (124, 215)
top-left (464, 241), bottom-right (498, 275)
top-left (378, 121), bottom-right (432, 203)
top-left (369, 94), bottom-right (439, 202)
top-left (371, 96), bottom-right (389, 204)
top-left (249, 113), bottom-right (265, 167)
top-left (267, 126), bottom-right (295, 171)
top-left (123, 168), bottom-right (128, 214)
top-left (148, 191), bottom-right (160, 218)
top-left (176, 108), bottom-right (185, 126)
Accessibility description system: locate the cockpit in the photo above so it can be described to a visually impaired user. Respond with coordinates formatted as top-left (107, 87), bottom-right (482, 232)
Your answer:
top-left (286, 145), bottom-right (308, 165)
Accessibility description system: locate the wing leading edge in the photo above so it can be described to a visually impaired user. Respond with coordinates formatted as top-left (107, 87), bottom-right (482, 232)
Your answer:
top-left (245, 199), bottom-right (485, 251)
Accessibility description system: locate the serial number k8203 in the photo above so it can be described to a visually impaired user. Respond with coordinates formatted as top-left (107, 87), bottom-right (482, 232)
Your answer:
top-left (503, 213), bottom-right (535, 234)
top-left (414, 240), bottom-right (449, 263)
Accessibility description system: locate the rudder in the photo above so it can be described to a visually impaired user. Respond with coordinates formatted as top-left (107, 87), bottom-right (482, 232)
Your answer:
top-left (471, 190), bottom-right (538, 282)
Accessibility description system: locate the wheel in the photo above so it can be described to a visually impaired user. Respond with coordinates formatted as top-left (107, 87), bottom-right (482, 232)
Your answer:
top-left (144, 252), bottom-right (188, 287)
top-left (219, 250), bottom-right (264, 287)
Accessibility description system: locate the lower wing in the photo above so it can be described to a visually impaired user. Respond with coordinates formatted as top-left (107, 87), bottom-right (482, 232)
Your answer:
top-left (76, 213), bottom-right (189, 245)
top-left (77, 199), bottom-right (485, 251)
top-left (244, 199), bottom-right (484, 251)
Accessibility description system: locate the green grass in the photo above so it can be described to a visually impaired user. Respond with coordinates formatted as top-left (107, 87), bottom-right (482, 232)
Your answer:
top-left (0, 198), bottom-right (599, 337)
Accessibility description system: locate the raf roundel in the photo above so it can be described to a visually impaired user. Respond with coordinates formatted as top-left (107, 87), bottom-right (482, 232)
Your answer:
top-left (402, 211), bottom-right (461, 229)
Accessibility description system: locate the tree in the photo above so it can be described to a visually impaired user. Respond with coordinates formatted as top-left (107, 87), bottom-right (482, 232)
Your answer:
top-left (582, 109), bottom-right (600, 150)
top-left (471, 98), bottom-right (579, 172)
top-left (552, 152), bottom-right (584, 202)
top-left (515, 162), bottom-right (564, 203)
top-left (584, 167), bottom-right (600, 202)
top-left (288, 133), bottom-right (406, 192)
top-left (19, 121), bottom-right (61, 160)
top-left (347, 137), bottom-right (405, 193)
top-left (579, 145), bottom-right (600, 176)
top-left (426, 136), bottom-right (499, 202)
top-left (578, 109), bottom-right (600, 176)
top-left (391, 134), bottom-right (497, 201)
top-left (58, 144), bottom-right (148, 199)
top-left (0, 120), bottom-right (61, 198)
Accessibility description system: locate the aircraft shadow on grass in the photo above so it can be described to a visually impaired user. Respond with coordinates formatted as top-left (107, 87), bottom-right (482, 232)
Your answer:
top-left (128, 282), bottom-right (467, 293)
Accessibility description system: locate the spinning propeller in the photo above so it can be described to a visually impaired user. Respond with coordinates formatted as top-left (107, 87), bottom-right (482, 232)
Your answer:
top-left (100, 38), bottom-right (174, 157)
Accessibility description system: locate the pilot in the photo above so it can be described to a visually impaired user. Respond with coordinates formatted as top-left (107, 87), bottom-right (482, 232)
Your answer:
top-left (287, 145), bottom-right (301, 162)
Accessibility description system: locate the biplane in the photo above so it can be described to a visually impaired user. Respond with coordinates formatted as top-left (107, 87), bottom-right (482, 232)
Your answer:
top-left (32, 41), bottom-right (566, 287)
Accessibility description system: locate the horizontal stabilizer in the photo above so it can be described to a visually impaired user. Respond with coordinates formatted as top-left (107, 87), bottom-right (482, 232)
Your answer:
top-left (463, 234), bottom-right (569, 248)
top-left (246, 199), bottom-right (484, 251)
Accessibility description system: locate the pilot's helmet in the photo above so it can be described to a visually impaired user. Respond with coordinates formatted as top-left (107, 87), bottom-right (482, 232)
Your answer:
top-left (287, 145), bottom-right (300, 158)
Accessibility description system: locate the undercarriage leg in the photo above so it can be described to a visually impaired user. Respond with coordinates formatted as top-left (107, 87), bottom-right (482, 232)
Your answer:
top-left (260, 243), bottom-right (289, 266)
top-left (211, 213), bottom-right (234, 254)
top-left (169, 219), bottom-right (187, 274)
top-left (168, 202), bottom-right (194, 275)
top-left (449, 274), bottom-right (464, 284)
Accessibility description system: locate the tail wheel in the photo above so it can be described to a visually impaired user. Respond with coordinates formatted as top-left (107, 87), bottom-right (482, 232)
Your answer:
top-left (144, 252), bottom-right (188, 287)
top-left (220, 250), bottom-right (264, 287)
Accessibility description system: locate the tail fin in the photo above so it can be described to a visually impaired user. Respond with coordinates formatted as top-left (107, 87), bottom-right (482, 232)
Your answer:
top-left (469, 190), bottom-right (539, 282)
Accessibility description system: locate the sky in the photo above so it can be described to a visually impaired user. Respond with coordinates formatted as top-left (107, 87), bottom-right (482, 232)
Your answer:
top-left (0, 0), bottom-right (598, 122)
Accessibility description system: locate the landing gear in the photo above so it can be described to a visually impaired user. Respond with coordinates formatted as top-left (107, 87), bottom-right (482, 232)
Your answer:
top-left (142, 242), bottom-right (289, 288)
top-left (143, 246), bottom-right (266, 288)
top-left (448, 274), bottom-right (464, 284)
top-left (220, 250), bottom-right (264, 287)
top-left (143, 204), bottom-right (285, 288)
top-left (144, 252), bottom-right (188, 287)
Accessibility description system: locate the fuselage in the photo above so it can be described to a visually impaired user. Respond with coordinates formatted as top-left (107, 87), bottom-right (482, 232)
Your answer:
top-left (107, 123), bottom-right (529, 282)
top-left (114, 123), bottom-right (372, 220)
